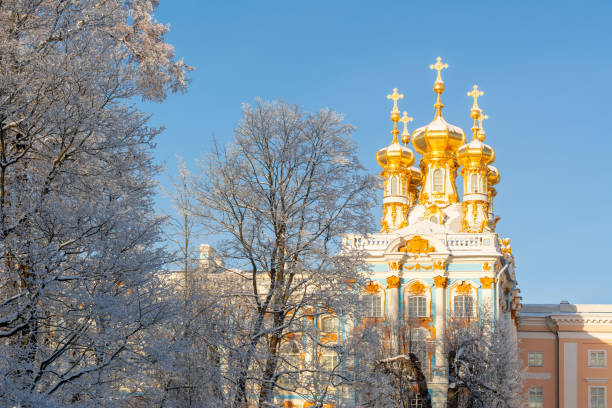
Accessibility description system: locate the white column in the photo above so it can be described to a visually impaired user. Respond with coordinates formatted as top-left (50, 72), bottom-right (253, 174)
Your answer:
top-left (431, 276), bottom-right (448, 408)
top-left (564, 342), bottom-right (578, 408)
top-left (480, 277), bottom-right (494, 317)
top-left (386, 275), bottom-right (400, 353)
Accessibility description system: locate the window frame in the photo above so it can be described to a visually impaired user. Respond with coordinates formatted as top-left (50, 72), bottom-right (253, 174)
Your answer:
top-left (432, 168), bottom-right (444, 193)
top-left (320, 316), bottom-right (339, 333)
top-left (528, 386), bottom-right (543, 408)
top-left (453, 294), bottom-right (475, 318)
top-left (528, 351), bottom-right (544, 367)
top-left (406, 295), bottom-right (428, 318)
top-left (362, 293), bottom-right (383, 318)
top-left (588, 350), bottom-right (607, 368)
top-left (589, 386), bottom-right (606, 408)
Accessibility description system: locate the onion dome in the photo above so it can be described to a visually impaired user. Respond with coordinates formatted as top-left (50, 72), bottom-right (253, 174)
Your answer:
top-left (488, 165), bottom-right (500, 186)
top-left (376, 89), bottom-right (415, 170)
top-left (457, 86), bottom-right (495, 167)
top-left (411, 57), bottom-right (466, 156)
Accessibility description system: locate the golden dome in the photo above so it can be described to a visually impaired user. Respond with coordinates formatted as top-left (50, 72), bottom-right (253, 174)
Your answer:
top-left (488, 165), bottom-right (500, 186)
top-left (411, 57), bottom-right (466, 156)
top-left (457, 86), bottom-right (495, 167)
top-left (377, 90), bottom-right (415, 170)
top-left (376, 142), bottom-right (415, 169)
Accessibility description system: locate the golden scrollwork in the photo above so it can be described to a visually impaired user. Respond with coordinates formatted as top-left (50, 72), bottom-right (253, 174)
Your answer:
top-left (433, 276), bottom-right (448, 288)
top-left (455, 281), bottom-right (472, 295)
top-left (388, 261), bottom-right (402, 271)
top-left (386, 275), bottom-right (400, 289)
top-left (407, 280), bottom-right (426, 295)
top-left (480, 277), bottom-right (495, 289)
top-left (365, 281), bottom-right (381, 294)
top-left (406, 263), bottom-right (433, 271)
top-left (482, 262), bottom-right (491, 271)
top-left (397, 235), bottom-right (436, 254)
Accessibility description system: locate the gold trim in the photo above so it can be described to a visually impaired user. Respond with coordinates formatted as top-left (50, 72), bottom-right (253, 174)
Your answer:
top-left (386, 275), bottom-right (400, 289)
top-left (480, 277), bottom-right (495, 289)
top-left (397, 235), bottom-right (435, 254)
top-left (433, 276), bottom-right (448, 288)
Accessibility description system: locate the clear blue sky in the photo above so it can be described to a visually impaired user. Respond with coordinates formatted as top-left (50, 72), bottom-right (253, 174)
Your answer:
top-left (142, 0), bottom-right (612, 304)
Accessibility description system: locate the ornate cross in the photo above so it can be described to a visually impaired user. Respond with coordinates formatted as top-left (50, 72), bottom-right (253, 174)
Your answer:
top-left (468, 85), bottom-right (484, 109)
top-left (430, 57), bottom-right (448, 82)
top-left (387, 88), bottom-right (404, 114)
top-left (400, 111), bottom-right (413, 144)
top-left (478, 113), bottom-right (488, 130)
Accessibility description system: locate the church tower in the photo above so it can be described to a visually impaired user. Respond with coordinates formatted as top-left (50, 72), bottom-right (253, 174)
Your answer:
top-left (343, 57), bottom-right (522, 408)
top-left (376, 88), bottom-right (422, 232)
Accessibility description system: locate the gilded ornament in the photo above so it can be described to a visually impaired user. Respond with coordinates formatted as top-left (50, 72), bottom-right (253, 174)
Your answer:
top-left (455, 281), bottom-right (472, 295)
top-left (433, 276), bottom-right (448, 288)
top-left (406, 263), bottom-right (433, 271)
top-left (407, 280), bottom-right (426, 295)
top-left (482, 262), bottom-right (492, 271)
top-left (387, 261), bottom-right (402, 272)
top-left (433, 260), bottom-right (446, 270)
top-left (480, 277), bottom-right (495, 289)
top-left (365, 281), bottom-right (380, 294)
top-left (397, 235), bottom-right (436, 254)
top-left (386, 275), bottom-right (401, 289)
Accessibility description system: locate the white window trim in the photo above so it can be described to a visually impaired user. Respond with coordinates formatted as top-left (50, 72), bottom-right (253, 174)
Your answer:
top-left (528, 386), bottom-right (544, 408)
top-left (589, 350), bottom-right (607, 368)
top-left (528, 351), bottom-right (544, 367)
top-left (588, 385), bottom-right (607, 408)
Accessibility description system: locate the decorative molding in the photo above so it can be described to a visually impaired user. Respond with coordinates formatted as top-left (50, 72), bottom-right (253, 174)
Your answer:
top-left (365, 281), bottom-right (381, 294)
top-left (433, 276), bottom-right (448, 288)
top-left (482, 262), bottom-right (492, 271)
top-left (455, 281), bottom-right (473, 295)
top-left (480, 277), bottom-right (495, 289)
top-left (524, 372), bottom-right (551, 380)
top-left (388, 261), bottom-right (402, 272)
top-left (397, 235), bottom-right (436, 255)
top-left (386, 275), bottom-right (400, 289)
top-left (406, 263), bottom-right (433, 271)
top-left (407, 280), bottom-right (427, 295)
top-left (433, 260), bottom-right (446, 271)
top-left (585, 378), bottom-right (609, 383)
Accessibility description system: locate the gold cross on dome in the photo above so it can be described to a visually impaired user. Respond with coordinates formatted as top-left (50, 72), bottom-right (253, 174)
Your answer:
top-left (468, 85), bottom-right (484, 109)
top-left (401, 111), bottom-right (413, 135)
top-left (430, 57), bottom-right (448, 82)
top-left (478, 113), bottom-right (488, 130)
top-left (387, 88), bottom-right (404, 113)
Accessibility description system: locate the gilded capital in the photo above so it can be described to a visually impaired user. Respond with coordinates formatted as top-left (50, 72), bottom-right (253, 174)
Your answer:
top-left (433, 275), bottom-right (448, 288)
top-left (386, 275), bottom-right (400, 289)
top-left (480, 277), bottom-right (495, 289)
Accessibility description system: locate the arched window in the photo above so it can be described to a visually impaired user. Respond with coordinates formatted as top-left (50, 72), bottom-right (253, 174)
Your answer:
top-left (320, 316), bottom-right (338, 333)
top-left (406, 328), bottom-right (428, 367)
top-left (470, 173), bottom-right (480, 193)
top-left (406, 295), bottom-right (427, 318)
top-left (279, 341), bottom-right (301, 389)
top-left (391, 176), bottom-right (398, 195)
top-left (454, 295), bottom-right (474, 318)
top-left (362, 294), bottom-right (383, 317)
top-left (433, 169), bottom-right (444, 193)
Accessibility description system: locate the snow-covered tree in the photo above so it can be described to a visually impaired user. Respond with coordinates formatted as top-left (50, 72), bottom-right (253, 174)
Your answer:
top-left (191, 100), bottom-right (378, 408)
top-left (446, 316), bottom-right (523, 408)
top-left (0, 1), bottom-right (190, 405)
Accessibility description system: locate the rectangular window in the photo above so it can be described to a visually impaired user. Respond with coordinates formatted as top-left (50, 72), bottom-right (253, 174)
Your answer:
top-left (363, 294), bottom-right (382, 317)
top-left (590, 386), bottom-right (605, 408)
top-left (528, 352), bottom-right (544, 367)
top-left (407, 296), bottom-right (427, 318)
top-left (589, 351), bottom-right (607, 368)
top-left (528, 387), bottom-right (543, 408)
top-left (321, 354), bottom-right (339, 372)
top-left (453, 295), bottom-right (474, 318)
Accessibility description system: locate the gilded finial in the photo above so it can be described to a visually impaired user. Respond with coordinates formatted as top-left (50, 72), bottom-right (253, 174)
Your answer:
top-left (387, 88), bottom-right (404, 142)
top-left (430, 57), bottom-right (448, 84)
top-left (467, 85), bottom-right (484, 111)
top-left (400, 111), bottom-right (413, 146)
top-left (430, 57), bottom-right (448, 117)
top-left (477, 113), bottom-right (488, 141)
top-left (467, 85), bottom-right (484, 139)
